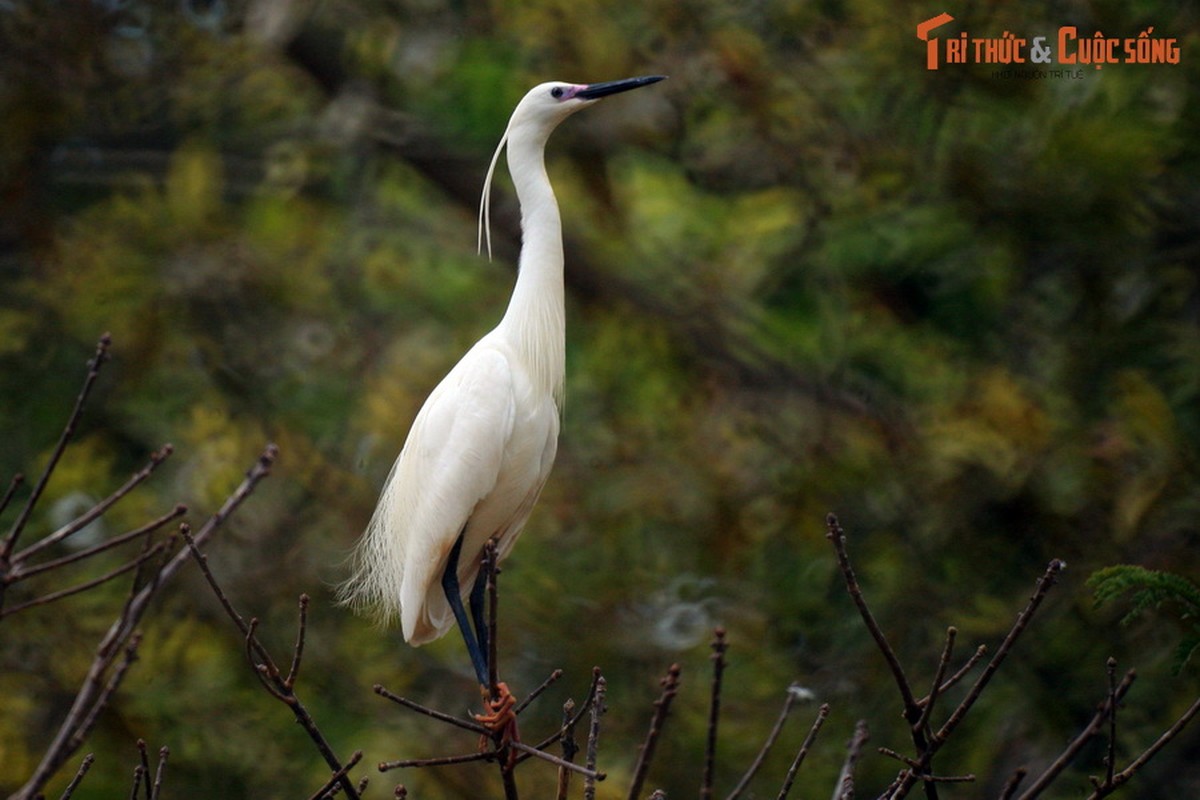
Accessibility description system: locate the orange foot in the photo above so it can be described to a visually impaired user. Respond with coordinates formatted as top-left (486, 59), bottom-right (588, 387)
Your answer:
top-left (475, 682), bottom-right (520, 771)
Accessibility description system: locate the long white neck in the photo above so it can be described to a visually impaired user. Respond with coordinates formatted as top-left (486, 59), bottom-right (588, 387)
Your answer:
top-left (497, 127), bottom-right (566, 406)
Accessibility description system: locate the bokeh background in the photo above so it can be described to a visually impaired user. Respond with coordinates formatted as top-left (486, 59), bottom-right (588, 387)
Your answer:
top-left (2, 0), bottom-right (1198, 797)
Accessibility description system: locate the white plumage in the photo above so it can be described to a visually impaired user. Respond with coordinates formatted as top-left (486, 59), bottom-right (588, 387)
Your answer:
top-left (339, 76), bottom-right (664, 665)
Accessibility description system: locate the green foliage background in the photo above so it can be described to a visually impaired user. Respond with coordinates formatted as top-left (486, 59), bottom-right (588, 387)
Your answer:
top-left (1, 0), bottom-right (1198, 797)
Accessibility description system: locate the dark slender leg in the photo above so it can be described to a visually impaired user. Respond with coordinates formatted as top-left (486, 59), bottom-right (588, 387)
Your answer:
top-left (469, 568), bottom-right (489, 668)
top-left (441, 530), bottom-right (488, 686)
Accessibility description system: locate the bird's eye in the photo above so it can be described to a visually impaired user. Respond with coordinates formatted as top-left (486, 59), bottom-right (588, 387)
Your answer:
top-left (550, 86), bottom-right (564, 99)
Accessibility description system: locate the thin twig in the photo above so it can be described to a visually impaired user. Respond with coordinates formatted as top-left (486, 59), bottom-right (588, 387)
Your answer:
top-left (510, 741), bottom-right (603, 779)
top-left (57, 753), bottom-right (95, 800)
top-left (557, 699), bottom-right (578, 800)
top-left (776, 703), bottom-right (830, 800)
top-left (374, 684), bottom-right (488, 735)
top-left (879, 746), bottom-right (923, 770)
top-left (380, 752), bottom-right (494, 771)
top-left (726, 683), bottom-right (800, 800)
top-left (0, 540), bottom-right (170, 619)
top-left (381, 740), bottom-right (604, 781)
top-left (0, 473), bottom-right (24, 520)
top-left (998, 768), bottom-right (1027, 800)
top-left (516, 668), bottom-right (563, 715)
top-left (914, 628), bottom-right (956, 735)
top-left (935, 560), bottom-right (1066, 745)
top-left (13, 445), bottom-right (174, 564)
top-left (179, 524), bottom-right (251, 635)
top-left (1104, 658), bottom-right (1118, 787)
top-left (826, 515), bottom-right (919, 716)
top-left (908, 629), bottom-right (959, 800)
top-left (67, 633), bottom-right (143, 756)
top-left (522, 667), bottom-right (603, 757)
top-left (627, 663), bottom-right (682, 800)
top-left (245, 617), bottom-right (288, 701)
top-left (127, 765), bottom-right (145, 800)
top-left (136, 739), bottom-right (152, 800)
top-left (306, 750), bottom-right (363, 800)
top-left (917, 646), bottom-right (987, 707)
top-left (2, 333), bottom-right (111, 560)
top-left (1015, 669), bottom-right (1135, 799)
top-left (583, 674), bottom-right (607, 800)
top-left (701, 627), bottom-right (728, 800)
top-left (285, 594), bottom-right (310, 691)
top-left (180, 526), bottom-right (285, 703)
top-left (1083, 696), bottom-right (1200, 800)
top-left (9, 504), bottom-right (186, 583)
top-left (876, 753), bottom-right (975, 787)
top-left (832, 720), bottom-right (869, 800)
top-left (150, 746), bottom-right (169, 800)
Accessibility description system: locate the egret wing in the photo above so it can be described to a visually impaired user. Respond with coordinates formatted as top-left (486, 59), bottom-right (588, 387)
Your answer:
top-left (339, 344), bottom-right (517, 643)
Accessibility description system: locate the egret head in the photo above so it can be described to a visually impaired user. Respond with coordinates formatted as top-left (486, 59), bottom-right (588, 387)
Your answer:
top-left (478, 74), bottom-right (666, 257)
top-left (510, 75), bottom-right (667, 133)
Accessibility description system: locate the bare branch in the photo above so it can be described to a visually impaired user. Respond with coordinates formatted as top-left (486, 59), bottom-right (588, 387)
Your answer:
top-left (0, 540), bottom-right (170, 619)
top-left (913, 628), bottom-right (956, 735)
top-left (935, 560), bottom-right (1066, 745)
top-left (373, 684), bottom-right (488, 736)
top-left (998, 768), bottom-right (1027, 800)
top-left (832, 720), bottom-right (869, 800)
top-left (182, 513), bottom-right (360, 800)
top-left (826, 515), bottom-right (919, 716)
top-left (1084, 696), bottom-right (1200, 800)
top-left (244, 618), bottom-right (288, 702)
top-left (136, 740), bottom-right (151, 800)
top-left (57, 633), bottom-right (143, 766)
top-left (285, 594), bottom-right (310, 691)
top-left (522, 667), bottom-right (604, 757)
top-left (510, 741), bottom-right (603, 779)
top-left (1104, 658), bottom-right (1118, 788)
top-left (0, 473), bottom-right (24, 520)
top-left (127, 765), bottom-right (145, 800)
top-left (917, 646), bottom-right (987, 707)
top-left (583, 674), bottom-right (607, 800)
top-left (9, 504), bottom-right (186, 584)
top-left (57, 753), bottom-right (94, 800)
top-left (777, 703), bottom-right (830, 800)
top-left (1015, 668), bottom-right (1136, 799)
top-left (13, 445), bottom-right (175, 564)
top-left (515, 668), bottom-right (563, 715)
top-left (150, 746), bottom-right (168, 800)
top-left (726, 683), bottom-right (801, 800)
top-left (2, 333), bottom-right (111, 560)
top-left (4, 356), bottom-right (274, 800)
top-left (556, 699), bottom-right (578, 800)
top-left (306, 750), bottom-right (363, 800)
top-left (627, 663), bottom-right (682, 800)
top-left (380, 752), bottom-right (494, 771)
top-left (701, 628), bottom-right (727, 800)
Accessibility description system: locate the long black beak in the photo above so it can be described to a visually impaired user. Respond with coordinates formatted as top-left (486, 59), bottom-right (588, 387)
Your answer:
top-left (575, 75), bottom-right (666, 100)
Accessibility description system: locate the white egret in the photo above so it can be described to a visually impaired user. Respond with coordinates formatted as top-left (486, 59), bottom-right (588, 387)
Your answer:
top-left (340, 75), bottom-right (666, 689)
